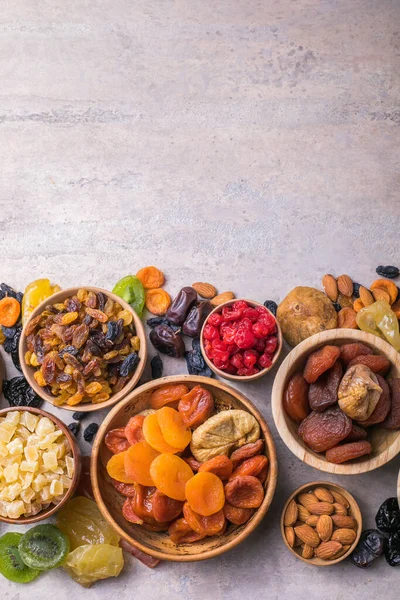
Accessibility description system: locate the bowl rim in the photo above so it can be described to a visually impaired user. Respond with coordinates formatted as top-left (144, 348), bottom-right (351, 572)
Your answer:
top-left (19, 286), bottom-right (148, 412)
top-left (200, 298), bottom-right (282, 382)
top-left (280, 480), bottom-right (362, 566)
top-left (271, 328), bottom-right (400, 475)
top-left (91, 374), bottom-right (278, 562)
top-left (0, 405), bottom-right (81, 524)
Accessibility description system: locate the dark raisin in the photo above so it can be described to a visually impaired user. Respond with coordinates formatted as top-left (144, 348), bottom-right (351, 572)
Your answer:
top-left (16, 292), bottom-right (23, 304)
top-left (263, 300), bottom-right (278, 316)
top-left (83, 314), bottom-right (92, 325)
top-left (68, 422), bottom-right (80, 437)
top-left (89, 330), bottom-right (113, 350)
top-left (3, 377), bottom-right (43, 408)
top-left (0, 283), bottom-right (17, 299)
top-left (97, 292), bottom-right (106, 312)
top-left (3, 338), bottom-right (13, 353)
top-left (11, 347), bottom-right (22, 372)
top-left (184, 350), bottom-right (213, 377)
top-left (351, 529), bottom-right (385, 568)
top-left (332, 302), bottom-right (341, 312)
top-left (56, 372), bottom-right (72, 384)
top-left (375, 497), bottom-right (400, 533)
top-left (352, 282), bottom-right (361, 298)
top-left (150, 354), bottom-right (163, 379)
top-left (385, 533), bottom-right (400, 567)
top-left (83, 423), bottom-right (99, 442)
top-left (1, 326), bottom-right (18, 339)
top-left (146, 317), bottom-right (181, 332)
top-left (192, 338), bottom-right (201, 353)
top-left (58, 345), bottom-right (79, 358)
top-left (119, 352), bottom-right (140, 377)
top-left (72, 411), bottom-right (86, 421)
top-left (376, 265), bottom-right (399, 279)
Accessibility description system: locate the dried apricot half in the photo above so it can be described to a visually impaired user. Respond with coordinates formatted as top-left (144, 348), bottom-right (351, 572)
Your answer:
top-left (145, 289), bottom-right (172, 316)
top-left (168, 518), bottom-right (205, 544)
top-left (198, 456), bottom-right (233, 480)
top-left (183, 502), bottom-right (226, 535)
top-left (143, 413), bottom-right (181, 454)
top-left (223, 502), bottom-right (254, 525)
top-left (150, 454), bottom-right (194, 501)
top-left (157, 407), bottom-right (192, 451)
top-left (150, 383), bottom-right (189, 409)
top-left (224, 475), bottom-right (264, 508)
top-left (370, 279), bottom-right (398, 304)
top-left (185, 472), bottom-right (225, 516)
top-left (124, 441), bottom-right (160, 486)
top-left (136, 266), bottom-right (165, 289)
top-left (125, 415), bottom-right (145, 445)
top-left (106, 451), bottom-right (136, 484)
top-left (105, 428), bottom-right (130, 454)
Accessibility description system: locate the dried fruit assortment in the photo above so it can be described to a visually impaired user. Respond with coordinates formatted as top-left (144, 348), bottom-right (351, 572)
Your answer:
top-left (23, 289), bottom-right (141, 406)
top-left (104, 383), bottom-right (267, 545)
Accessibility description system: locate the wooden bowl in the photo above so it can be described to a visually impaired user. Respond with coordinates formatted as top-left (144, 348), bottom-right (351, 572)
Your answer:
top-left (272, 329), bottom-right (400, 474)
top-left (200, 299), bottom-right (282, 382)
top-left (19, 286), bottom-right (147, 413)
top-left (0, 352), bottom-right (4, 396)
top-left (91, 374), bottom-right (278, 562)
top-left (0, 406), bottom-right (81, 524)
top-left (281, 481), bottom-right (362, 566)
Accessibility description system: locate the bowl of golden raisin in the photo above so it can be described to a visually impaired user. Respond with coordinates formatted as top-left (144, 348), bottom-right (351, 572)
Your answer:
top-left (91, 375), bottom-right (278, 562)
top-left (19, 287), bottom-right (147, 412)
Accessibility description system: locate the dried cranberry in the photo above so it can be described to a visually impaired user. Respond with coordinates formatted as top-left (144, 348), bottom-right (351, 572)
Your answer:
top-left (242, 307), bottom-right (259, 322)
top-left (212, 338), bottom-right (227, 351)
top-left (235, 328), bottom-right (255, 349)
top-left (231, 353), bottom-right (244, 369)
top-left (232, 300), bottom-right (248, 312)
top-left (253, 338), bottom-right (266, 353)
top-left (207, 313), bottom-right (223, 327)
top-left (243, 349), bottom-right (259, 368)
top-left (221, 306), bottom-right (242, 321)
top-left (238, 317), bottom-right (253, 331)
top-left (221, 325), bottom-right (237, 344)
top-left (259, 353), bottom-right (273, 369)
top-left (213, 357), bottom-right (230, 370)
top-left (264, 336), bottom-right (278, 354)
top-left (226, 343), bottom-right (238, 355)
top-left (203, 324), bottom-right (220, 341)
top-left (237, 367), bottom-right (259, 376)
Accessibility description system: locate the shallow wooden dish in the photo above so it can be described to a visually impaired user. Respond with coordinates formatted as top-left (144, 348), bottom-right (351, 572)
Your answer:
top-left (200, 299), bottom-right (282, 382)
top-left (0, 352), bottom-right (4, 396)
top-left (281, 481), bottom-right (362, 566)
top-left (91, 374), bottom-right (278, 562)
top-left (19, 286), bottom-right (147, 413)
top-left (0, 406), bottom-right (81, 524)
top-left (272, 329), bottom-right (400, 474)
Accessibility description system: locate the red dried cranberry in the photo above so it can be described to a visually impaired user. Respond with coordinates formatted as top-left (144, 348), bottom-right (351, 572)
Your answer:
top-left (231, 353), bottom-right (244, 369)
top-left (252, 313), bottom-right (276, 338)
top-left (232, 300), bottom-right (248, 313)
top-left (212, 338), bottom-right (227, 351)
top-left (235, 328), bottom-right (255, 349)
top-left (221, 307), bottom-right (242, 321)
top-left (255, 305), bottom-right (267, 314)
top-left (226, 343), bottom-right (238, 355)
top-left (237, 367), bottom-right (259, 376)
top-left (223, 363), bottom-right (238, 375)
top-left (203, 324), bottom-right (220, 341)
top-left (253, 338), bottom-right (266, 353)
top-left (258, 353), bottom-right (272, 369)
top-left (221, 325), bottom-right (237, 344)
top-left (207, 313), bottom-right (223, 327)
top-left (242, 307), bottom-right (259, 322)
top-left (213, 357), bottom-right (230, 370)
top-left (243, 349), bottom-right (259, 368)
top-left (264, 336), bottom-right (278, 354)
top-left (238, 317), bottom-right (253, 331)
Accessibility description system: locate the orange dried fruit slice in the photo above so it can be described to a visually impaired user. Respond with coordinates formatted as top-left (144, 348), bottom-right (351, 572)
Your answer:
top-left (136, 266), bottom-right (165, 289)
top-left (157, 407), bottom-right (192, 451)
top-left (142, 413), bottom-right (181, 454)
top-left (124, 441), bottom-right (160, 486)
top-left (150, 383), bottom-right (189, 409)
top-left (185, 471), bottom-right (225, 517)
top-left (106, 451), bottom-right (136, 484)
top-left (150, 454), bottom-right (194, 501)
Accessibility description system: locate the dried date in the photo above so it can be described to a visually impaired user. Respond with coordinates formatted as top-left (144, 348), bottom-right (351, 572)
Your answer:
top-left (149, 324), bottom-right (185, 358)
top-left (375, 497), bottom-right (400, 533)
top-left (298, 407), bottom-right (352, 452)
top-left (166, 286), bottom-right (198, 326)
top-left (351, 529), bottom-right (385, 568)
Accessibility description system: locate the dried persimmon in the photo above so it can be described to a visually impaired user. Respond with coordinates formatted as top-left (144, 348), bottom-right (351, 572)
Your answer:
top-left (228, 455), bottom-right (268, 481)
top-left (105, 427), bottom-right (130, 454)
top-left (157, 406), bottom-right (192, 451)
top-left (168, 518), bottom-right (206, 544)
top-left (150, 454), bottom-right (194, 501)
top-left (136, 266), bottom-right (165, 290)
top-left (198, 456), bottom-right (233, 480)
top-left (142, 413), bottom-right (181, 454)
top-left (150, 383), bottom-right (189, 409)
top-left (223, 502), bottom-right (254, 525)
top-left (124, 441), bottom-right (160, 486)
top-left (183, 502), bottom-right (226, 535)
top-left (125, 415), bottom-right (145, 445)
top-left (224, 475), bottom-right (264, 509)
top-left (185, 472), bottom-right (225, 516)
top-left (145, 289), bottom-right (172, 316)
top-left (178, 385), bottom-right (214, 428)
top-left (106, 451), bottom-right (136, 484)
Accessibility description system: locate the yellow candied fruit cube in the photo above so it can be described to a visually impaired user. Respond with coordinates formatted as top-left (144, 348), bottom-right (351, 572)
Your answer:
top-left (32, 474), bottom-right (47, 492)
top-left (5, 412), bottom-right (20, 426)
top-left (7, 483), bottom-right (22, 501)
top-left (60, 474), bottom-right (72, 489)
top-left (0, 422), bottom-right (16, 443)
top-left (20, 472), bottom-right (34, 490)
top-left (7, 500), bottom-right (25, 519)
top-left (130, 335), bottom-right (140, 352)
top-left (0, 454), bottom-right (22, 468)
top-left (4, 463), bottom-right (19, 483)
top-left (20, 412), bottom-right (39, 432)
top-left (16, 425), bottom-right (30, 441)
top-left (24, 445), bottom-right (38, 462)
top-left (39, 485), bottom-right (52, 502)
top-left (6, 438), bottom-right (23, 456)
top-left (34, 369), bottom-right (47, 387)
top-left (36, 417), bottom-right (55, 437)
top-left (49, 479), bottom-right (63, 497)
top-left (65, 455), bottom-right (75, 478)
top-left (20, 487), bottom-right (35, 503)
top-left (20, 461), bottom-right (39, 473)
top-left (27, 433), bottom-right (40, 446)
top-left (30, 502), bottom-right (43, 516)
top-left (38, 431), bottom-right (63, 450)
top-left (0, 501), bottom-right (8, 517)
top-left (42, 451), bottom-right (57, 471)
top-left (55, 441), bottom-right (67, 459)
top-left (0, 441), bottom-right (8, 458)
top-left (30, 353), bottom-right (41, 367)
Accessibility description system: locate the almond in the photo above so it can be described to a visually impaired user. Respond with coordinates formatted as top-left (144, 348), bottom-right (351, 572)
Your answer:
top-left (371, 287), bottom-right (391, 303)
top-left (308, 502), bottom-right (334, 516)
top-left (322, 274), bottom-right (338, 302)
top-left (331, 528), bottom-right (357, 545)
top-left (192, 282), bottom-right (217, 299)
top-left (285, 526), bottom-right (295, 548)
top-left (315, 541), bottom-right (343, 560)
top-left (331, 515), bottom-right (357, 529)
top-left (333, 502), bottom-right (348, 516)
top-left (359, 286), bottom-right (374, 307)
top-left (337, 274), bottom-right (354, 297)
top-left (305, 515), bottom-right (319, 527)
top-left (284, 499), bottom-right (298, 526)
top-left (297, 492), bottom-right (319, 511)
top-left (210, 291), bottom-right (235, 307)
top-left (297, 504), bottom-right (311, 522)
top-left (316, 515), bottom-right (333, 542)
top-left (331, 544), bottom-right (351, 560)
top-left (294, 534), bottom-right (303, 547)
top-left (294, 524), bottom-right (321, 548)
top-left (302, 544), bottom-right (314, 559)
top-left (313, 487), bottom-right (334, 503)
top-left (331, 490), bottom-right (349, 508)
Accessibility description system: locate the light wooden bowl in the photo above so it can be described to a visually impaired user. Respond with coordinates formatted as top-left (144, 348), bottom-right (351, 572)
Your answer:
top-left (200, 299), bottom-right (282, 382)
top-left (281, 481), bottom-right (362, 566)
top-left (0, 353), bottom-right (4, 396)
top-left (0, 406), bottom-right (81, 524)
top-left (91, 374), bottom-right (278, 562)
top-left (19, 286), bottom-right (147, 413)
top-left (272, 329), bottom-right (400, 474)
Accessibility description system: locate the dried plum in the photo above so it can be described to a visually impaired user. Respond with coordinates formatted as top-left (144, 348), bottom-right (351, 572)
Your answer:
top-left (16, 292), bottom-right (23, 304)
top-left (184, 347), bottom-right (213, 377)
top-left (376, 265), bottom-right (399, 279)
top-left (11, 347), bottom-right (22, 372)
top-left (150, 355), bottom-right (163, 379)
top-left (375, 498), bottom-right (400, 533)
top-left (0, 283), bottom-right (18, 299)
top-left (58, 345), bottom-right (79, 358)
top-left (119, 352), bottom-right (140, 377)
top-left (384, 533), bottom-right (400, 567)
top-left (83, 423), bottom-right (99, 442)
top-left (263, 300), bottom-right (278, 316)
top-left (149, 325), bottom-right (185, 358)
top-left (3, 377), bottom-right (43, 408)
top-left (351, 529), bottom-right (385, 568)
top-left (352, 282), bottom-right (361, 298)
top-left (68, 422), bottom-right (80, 437)
top-left (2, 326), bottom-right (18, 339)
top-left (3, 338), bottom-right (14, 353)
top-left (72, 411), bottom-right (86, 421)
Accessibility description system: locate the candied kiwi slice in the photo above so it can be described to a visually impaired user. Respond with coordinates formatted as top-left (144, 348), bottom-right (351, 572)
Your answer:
top-left (0, 532), bottom-right (40, 583)
top-left (18, 525), bottom-right (70, 571)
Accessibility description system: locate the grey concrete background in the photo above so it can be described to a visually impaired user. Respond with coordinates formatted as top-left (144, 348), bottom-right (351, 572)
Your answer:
top-left (0, 0), bottom-right (399, 597)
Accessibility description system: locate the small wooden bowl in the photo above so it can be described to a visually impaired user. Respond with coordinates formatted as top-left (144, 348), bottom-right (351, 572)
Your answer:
top-left (200, 299), bottom-right (282, 382)
top-left (0, 406), bottom-right (81, 524)
top-left (91, 374), bottom-right (278, 562)
top-left (272, 329), bottom-right (400, 474)
top-left (19, 286), bottom-right (147, 413)
top-left (0, 352), bottom-right (4, 396)
top-left (281, 481), bottom-right (362, 566)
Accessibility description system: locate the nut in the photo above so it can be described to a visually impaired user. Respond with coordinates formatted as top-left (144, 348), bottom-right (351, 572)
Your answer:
top-left (331, 514), bottom-right (357, 529)
top-left (192, 282), bottom-right (217, 299)
top-left (337, 274), bottom-right (353, 297)
top-left (315, 541), bottom-right (343, 559)
top-left (331, 528), bottom-right (357, 545)
top-left (331, 544), bottom-right (351, 560)
top-left (285, 526), bottom-right (295, 548)
top-left (302, 544), bottom-right (314, 559)
top-left (297, 492), bottom-right (319, 511)
top-left (210, 291), bottom-right (235, 307)
top-left (331, 490), bottom-right (350, 508)
top-left (297, 504), bottom-right (311, 522)
top-left (284, 499), bottom-right (298, 526)
top-left (359, 286), bottom-right (374, 306)
top-left (313, 487), bottom-right (334, 503)
top-left (371, 287), bottom-right (391, 303)
top-left (333, 502), bottom-right (348, 516)
top-left (322, 274), bottom-right (338, 302)
top-left (308, 502), bottom-right (334, 516)
top-left (305, 515), bottom-right (319, 527)
top-left (294, 524), bottom-right (321, 548)
top-left (316, 515), bottom-right (333, 542)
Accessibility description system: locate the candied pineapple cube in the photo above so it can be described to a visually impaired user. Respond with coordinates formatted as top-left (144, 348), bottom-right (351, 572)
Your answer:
top-left (20, 487), bottom-right (35, 503)
top-left (20, 412), bottom-right (39, 433)
top-left (20, 460), bottom-right (39, 473)
top-left (16, 425), bottom-right (30, 441)
top-left (6, 438), bottom-right (23, 456)
top-left (0, 501), bottom-right (8, 517)
top-left (24, 445), bottom-right (39, 462)
top-left (55, 442), bottom-right (66, 459)
top-left (7, 500), bottom-right (25, 519)
top-left (65, 455), bottom-right (75, 478)
top-left (4, 463), bottom-right (19, 483)
top-left (39, 485), bottom-right (52, 502)
top-left (0, 441), bottom-right (8, 458)
top-left (49, 479), bottom-right (63, 497)
top-left (36, 417), bottom-right (55, 437)
top-left (30, 502), bottom-right (42, 516)
top-left (0, 422), bottom-right (16, 443)
top-left (27, 433), bottom-right (40, 446)
top-left (32, 474), bottom-right (47, 492)
top-left (42, 451), bottom-right (57, 471)
top-left (20, 472), bottom-right (34, 490)
top-left (7, 483), bottom-right (22, 501)
top-left (5, 412), bottom-right (20, 426)
top-left (60, 474), bottom-right (72, 489)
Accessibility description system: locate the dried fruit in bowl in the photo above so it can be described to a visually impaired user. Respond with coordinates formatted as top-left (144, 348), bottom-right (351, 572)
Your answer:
top-left (156, 407), bottom-right (192, 451)
top-left (142, 412), bottom-right (181, 454)
top-left (338, 364), bottom-right (382, 420)
top-left (113, 275), bottom-right (145, 317)
top-left (124, 442), bottom-right (160, 486)
top-left (150, 383), bottom-right (189, 409)
top-left (298, 407), bottom-right (352, 452)
top-left (283, 373), bottom-right (310, 422)
top-left (178, 385), bottom-right (214, 428)
top-left (150, 454), bottom-right (194, 501)
top-left (168, 518), bottom-right (205, 544)
top-left (303, 345), bottom-right (340, 384)
top-left (309, 361), bottom-right (342, 412)
top-left (185, 472), bottom-right (225, 516)
top-left (183, 503), bottom-right (225, 535)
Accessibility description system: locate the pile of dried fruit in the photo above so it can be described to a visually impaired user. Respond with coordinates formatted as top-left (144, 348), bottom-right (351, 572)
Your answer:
top-left (104, 383), bottom-right (268, 544)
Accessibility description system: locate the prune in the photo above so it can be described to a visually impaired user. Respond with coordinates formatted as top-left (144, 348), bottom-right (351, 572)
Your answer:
top-left (68, 422), bottom-right (80, 436)
top-left (348, 354), bottom-right (391, 376)
top-left (375, 498), bottom-right (400, 533)
top-left (146, 317), bottom-right (180, 332)
top-left (298, 407), bottom-right (352, 452)
top-left (119, 352), bottom-right (139, 376)
top-left (3, 338), bottom-right (13, 353)
top-left (1, 325), bottom-right (18, 339)
top-left (352, 282), bottom-right (361, 298)
top-left (184, 349), bottom-right (213, 377)
top-left (166, 287), bottom-right (198, 326)
top-left (345, 424), bottom-right (367, 442)
top-left (182, 301), bottom-right (212, 337)
top-left (339, 342), bottom-right (373, 365)
top-left (303, 345), bottom-right (340, 383)
top-left (309, 360), bottom-right (342, 412)
top-left (0, 283), bottom-right (18, 299)
top-left (149, 325), bottom-right (185, 358)
top-left (150, 354), bottom-right (163, 379)
top-left (83, 423), bottom-right (99, 442)
top-left (325, 440), bottom-right (372, 464)
top-left (3, 377), bottom-right (43, 408)
top-left (283, 373), bottom-right (310, 422)
top-left (58, 345), bottom-right (79, 358)
top-left (383, 378), bottom-right (400, 429)
top-left (358, 374), bottom-right (391, 426)
top-left (72, 411), bottom-right (86, 421)
top-left (263, 300), bottom-right (278, 316)
top-left (376, 265), bottom-right (399, 279)
top-left (11, 347), bottom-right (22, 372)
top-left (385, 533), bottom-right (400, 567)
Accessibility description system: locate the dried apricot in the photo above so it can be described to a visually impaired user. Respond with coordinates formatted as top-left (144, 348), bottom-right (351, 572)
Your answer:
top-left (198, 456), bottom-right (233, 480)
top-left (133, 485), bottom-right (158, 523)
top-left (309, 361), bottom-right (342, 412)
top-left (224, 475), bottom-right (264, 509)
top-left (105, 427), bottom-right (130, 454)
top-left (150, 454), bottom-right (194, 501)
top-left (122, 498), bottom-right (143, 524)
top-left (345, 424), bottom-right (367, 442)
top-left (157, 407), bottom-right (192, 451)
top-left (106, 451), bottom-right (136, 484)
top-left (136, 266), bottom-right (165, 290)
top-left (353, 298), bottom-right (364, 312)
top-left (152, 490), bottom-right (184, 522)
top-left (223, 502), bottom-right (254, 525)
top-left (370, 279), bottom-right (398, 304)
top-left (339, 342), bottom-right (373, 365)
top-left (230, 439), bottom-right (264, 468)
top-left (111, 479), bottom-right (136, 497)
top-left (183, 502), bottom-right (226, 535)
top-left (298, 407), bottom-right (352, 452)
top-left (150, 383), bottom-right (189, 409)
top-left (185, 472), bottom-right (225, 516)
top-left (303, 345), bottom-right (340, 383)
top-left (337, 307), bottom-right (358, 329)
top-left (283, 373), bottom-right (310, 422)
top-left (125, 415), bottom-right (145, 445)
top-left (143, 413), bottom-right (181, 454)
top-left (178, 385), bottom-right (214, 428)
top-left (325, 440), bottom-right (372, 464)
top-left (0, 296), bottom-right (20, 327)
top-left (145, 289), bottom-right (172, 316)
top-left (357, 374), bottom-right (391, 426)
top-left (347, 354), bottom-right (391, 376)
top-left (383, 378), bottom-right (400, 429)
top-left (124, 442), bottom-right (160, 486)
top-left (168, 518), bottom-right (206, 544)
top-left (229, 455), bottom-right (268, 482)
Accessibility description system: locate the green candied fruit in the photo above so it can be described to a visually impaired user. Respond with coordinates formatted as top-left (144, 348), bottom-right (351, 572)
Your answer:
top-left (113, 275), bottom-right (145, 317)
top-left (63, 544), bottom-right (124, 587)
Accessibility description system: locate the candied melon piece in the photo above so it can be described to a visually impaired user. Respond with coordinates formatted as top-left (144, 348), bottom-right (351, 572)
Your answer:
top-left (150, 454), bottom-right (194, 501)
top-left (142, 413), bottom-right (181, 454)
top-left (63, 543), bottom-right (124, 587)
top-left (185, 472), bottom-right (225, 517)
top-left (156, 407), bottom-right (191, 451)
top-left (106, 451), bottom-right (136, 484)
top-left (124, 442), bottom-right (159, 486)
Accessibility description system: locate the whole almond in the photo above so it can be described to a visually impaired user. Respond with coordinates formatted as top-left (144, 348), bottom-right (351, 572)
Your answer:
top-left (285, 526), bottom-right (295, 548)
top-left (284, 499), bottom-right (298, 526)
top-left (332, 544), bottom-right (351, 560)
top-left (294, 534), bottom-right (303, 547)
top-left (302, 544), bottom-right (314, 559)
top-left (316, 515), bottom-right (333, 542)
top-left (315, 541), bottom-right (343, 560)
top-left (322, 274), bottom-right (338, 302)
top-left (294, 524), bottom-right (321, 548)
top-left (333, 502), bottom-right (348, 516)
top-left (331, 490), bottom-right (349, 508)
top-left (331, 515), bottom-right (357, 529)
top-left (308, 502), bottom-right (334, 516)
top-left (359, 286), bottom-right (374, 306)
top-left (297, 492), bottom-right (319, 511)
top-left (314, 487), bottom-right (334, 503)
top-left (192, 282), bottom-right (217, 299)
top-left (337, 274), bottom-right (353, 297)
top-left (372, 287), bottom-right (391, 303)
top-left (305, 515), bottom-right (319, 527)
top-left (297, 504), bottom-right (311, 522)
top-left (210, 291), bottom-right (235, 307)
top-left (331, 528), bottom-right (357, 545)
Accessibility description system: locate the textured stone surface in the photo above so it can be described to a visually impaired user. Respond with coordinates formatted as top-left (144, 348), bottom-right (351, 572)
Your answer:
top-left (0, 0), bottom-right (399, 597)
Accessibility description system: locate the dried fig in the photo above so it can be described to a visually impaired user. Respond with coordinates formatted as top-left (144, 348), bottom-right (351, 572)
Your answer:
top-left (338, 364), bottom-right (382, 420)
